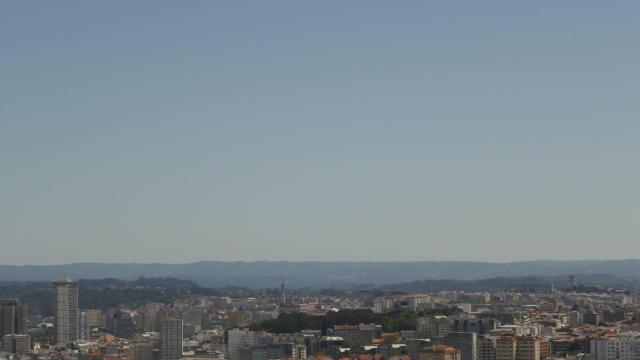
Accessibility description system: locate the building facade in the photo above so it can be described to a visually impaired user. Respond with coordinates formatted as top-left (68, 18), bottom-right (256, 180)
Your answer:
top-left (160, 318), bottom-right (183, 360)
top-left (441, 332), bottom-right (478, 360)
top-left (590, 333), bottom-right (640, 360)
top-left (53, 279), bottom-right (79, 345)
top-left (417, 316), bottom-right (450, 339)
top-left (419, 345), bottom-right (462, 360)
top-left (2, 334), bottom-right (30, 354)
top-left (0, 299), bottom-right (27, 337)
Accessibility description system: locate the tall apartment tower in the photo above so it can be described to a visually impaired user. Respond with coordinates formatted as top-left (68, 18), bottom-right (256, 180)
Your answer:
top-left (515, 337), bottom-right (540, 360)
top-left (112, 310), bottom-right (134, 338)
top-left (441, 332), bottom-right (478, 360)
top-left (280, 280), bottom-right (286, 305)
top-left (53, 279), bottom-right (79, 345)
top-left (0, 299), bottom-right (28, 336)
top-left (417, 316), bottom-right (450, 338)
top-left (160, 318), bottom-right (183, 360)
top-left (496, 337), bottom-right (516, 360)
top-left (130, 342), bottom-right (154, 360)
top-left (2, 334), bottom-right (31, 354)
top-left (478, 336), bottom-right (497, 360)
top-left (79, 311), bottom-right (90, 340)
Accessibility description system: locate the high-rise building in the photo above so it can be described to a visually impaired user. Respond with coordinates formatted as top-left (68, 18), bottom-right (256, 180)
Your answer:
top-left (568, 311), bottom-right (583, 327)
top-left (407, 339), bottom-right (433, 360)
top-left (182, 306), bottom-right (204, 328)
top-left (160, 318), bottom-right (183, 360)
top-left (225, 311), bottom-right (248, 330)
top-left (228, 328), bottom-right (257, 358)
top-left (590, 333), bottom-right (640, 360)
top-left (419, 345), bottom-right (462, 360)
top-left (583, 310), bottom-right (600, 325)
top-left (477, 336), bottom-right (496, 360)
top-left (515, 337), bottom-right (540, 360)
top-left (129, 342), bottom-right (154, 360)
top-left (450, 315), bottom-right (499, 334)
top-left (496, 337), bottom-right (516, 360)
top-left (280, 281), bottom-right (286, 305)
top-left (441, 332), bottom-right (477, 360)
top-left (407, 294), bottom-right (432, 310)
top-left (293, 344), bottom-right (307, 360)
top-left (155, 308), bottom-right (178, 332)
top-left (2, 334), bottom-right (31, 354)
top-left (136, 308), bottom-right (158, 333)
top-left (79, 311), bottom-right (90, 340)
top-left (538, 338), bottom-right (549, 359)
top-left (495, 336), bottom-right (540, 360)
top-left (0, 299), bottom-right (28, 336)
top-left (373, 298), bottom-right (394, 314)
top-left (417, 316), bottom-right (450, 338)
top-left (85, 309), bottom-right (104, 329)
top-left (112, 310), bottom-right (134, 338)
top-left (53, 279), bottom-right (79, 345)
top-left (251, 343), bottom-right (295, 360)
top-left (333, 323), bottom-right (378, 346)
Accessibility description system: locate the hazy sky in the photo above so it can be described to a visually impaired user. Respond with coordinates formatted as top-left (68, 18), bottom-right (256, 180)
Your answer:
top-left (2, 1), bottom-right (640, 265)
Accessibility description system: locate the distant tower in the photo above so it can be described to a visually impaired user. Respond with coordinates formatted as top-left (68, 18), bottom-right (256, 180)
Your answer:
top-left (53, 279), bottom-right (79, 345)
top-left (569, 275), bottom-right (575, 291)
top-left (280, 279), bottom-right (286, 305)
top-left (79, 311), bottom-right (90, 340)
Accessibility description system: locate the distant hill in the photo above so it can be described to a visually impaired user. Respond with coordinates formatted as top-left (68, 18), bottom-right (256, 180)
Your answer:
top-left (1, 260), bottom-right (639, 288)
top-left (0, 277), bottom-right (216, 315)
top-left (350, 273), bottom-right (628, 293)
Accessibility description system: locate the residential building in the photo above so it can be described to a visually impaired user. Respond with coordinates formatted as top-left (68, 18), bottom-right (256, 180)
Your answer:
top-left (79, 311), bottom-right (90, 340)
top-left (0, 299), bottom-right (27, 336)
top-left (419, 345), bottom-right (462, 360)
top-left (112, 310), bottom-right (134, 338)
top-left (590, 333), bottom-right (640, 360)
top-left (418, 316), bottom-right (450, 338)
top-left (85, 309), bottom-right (104, 328)
top-left (160, 318), bottom-right (183, 360)
top-left (441, 332), bottom-right (477, 360)
top-left (228, 328), bottom-right (257, 358)
top-left (2, 334), bottom-right (30, 354)
top-left (478, 336), bottom-right (496, 360)
top-left (515, 337), bottom-right (540, 360)
top-left (496, 336), bottom-right (516, 360)
top-left (130, 342), bottom-right (154, 360)
top-left (53, 279), bottom-right (79, 345)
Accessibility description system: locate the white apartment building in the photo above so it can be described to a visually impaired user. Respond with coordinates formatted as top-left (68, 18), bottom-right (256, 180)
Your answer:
top-left (590, 333), bottom-right (640, 360)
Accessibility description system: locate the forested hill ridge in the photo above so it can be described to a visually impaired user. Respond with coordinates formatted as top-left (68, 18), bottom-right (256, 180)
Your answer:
top-left (1, 259), bottom-right (640, 288)
top-left (0, 277), bottom-right (219, 315)
top-left (0, 277), bottom-right (293, 315)
top-left (349, 273), bottom-right (627, 293)
top-left (1, 274), bottom-right (633, 316)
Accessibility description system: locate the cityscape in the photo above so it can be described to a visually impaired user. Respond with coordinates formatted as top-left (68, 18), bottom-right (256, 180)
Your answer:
top-left (3, 2), bottom-right (640, 360)
top-left (2, 272), bottom-right (640, 360)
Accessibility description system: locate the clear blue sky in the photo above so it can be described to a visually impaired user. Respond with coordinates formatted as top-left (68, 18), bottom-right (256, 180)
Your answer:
top-left (2, 1), bottom-right (639, 265)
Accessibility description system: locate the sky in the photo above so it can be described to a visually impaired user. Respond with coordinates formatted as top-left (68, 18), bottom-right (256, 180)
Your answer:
top-left (1, 1), bottom-right (640, 265)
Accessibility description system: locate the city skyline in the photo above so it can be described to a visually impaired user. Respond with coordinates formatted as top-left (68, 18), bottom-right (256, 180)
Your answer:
top-left (3, 1), bottom-right (640, 264)
top-left (2, 2), bottom-right (640, 359)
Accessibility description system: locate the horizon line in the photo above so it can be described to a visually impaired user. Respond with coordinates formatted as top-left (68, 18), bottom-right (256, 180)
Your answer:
top-left (2, 258), bottom-right (640, 267)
